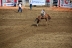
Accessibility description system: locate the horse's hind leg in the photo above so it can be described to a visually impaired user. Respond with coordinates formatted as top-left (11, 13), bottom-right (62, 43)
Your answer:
top-left (37, 19), bottom-right (40, 26)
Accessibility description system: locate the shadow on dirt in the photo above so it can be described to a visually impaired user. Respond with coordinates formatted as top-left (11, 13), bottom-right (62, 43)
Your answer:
top-left (31, 24), bottom-right (47, 27)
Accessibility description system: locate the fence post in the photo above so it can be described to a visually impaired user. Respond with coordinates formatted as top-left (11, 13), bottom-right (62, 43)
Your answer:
top-left (22, 0), bottom-right (26, 7)
top-left (50, 0), bottom-right (53, 7)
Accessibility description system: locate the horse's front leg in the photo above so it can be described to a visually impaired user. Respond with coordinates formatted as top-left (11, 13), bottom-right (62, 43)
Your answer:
top-left (45, 18), bottom-right (48, 25)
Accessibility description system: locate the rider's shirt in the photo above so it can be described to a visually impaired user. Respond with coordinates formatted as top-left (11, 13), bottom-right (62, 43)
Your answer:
top-left (41, 10), bottom-right (45, 16)
top-left (19, 4), bottom-right (22, 7)
top-left (29, 0), bottom-right (32, 4)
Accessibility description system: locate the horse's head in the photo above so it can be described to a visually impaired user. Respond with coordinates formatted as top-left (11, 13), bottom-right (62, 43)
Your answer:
top-left (46, 13), bottom-right (51, 20)
top-left (48, 15), bottom-right (51, 20)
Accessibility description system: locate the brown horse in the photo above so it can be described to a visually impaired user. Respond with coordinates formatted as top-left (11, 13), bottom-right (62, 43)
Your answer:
top-left (35, 13), bottom-right (51, 26)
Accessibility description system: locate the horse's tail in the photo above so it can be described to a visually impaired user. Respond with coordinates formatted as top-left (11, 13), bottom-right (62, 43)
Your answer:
top-left (34, 18), bottom-right (38, 22)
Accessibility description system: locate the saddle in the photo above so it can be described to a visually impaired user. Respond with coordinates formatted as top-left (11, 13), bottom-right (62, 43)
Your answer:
top-left (41, 16), bottom-right (45, 19)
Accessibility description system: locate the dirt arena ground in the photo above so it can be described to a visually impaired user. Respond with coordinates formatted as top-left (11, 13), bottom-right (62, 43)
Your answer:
top-left (0, 7), bottom-right (72, 48)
